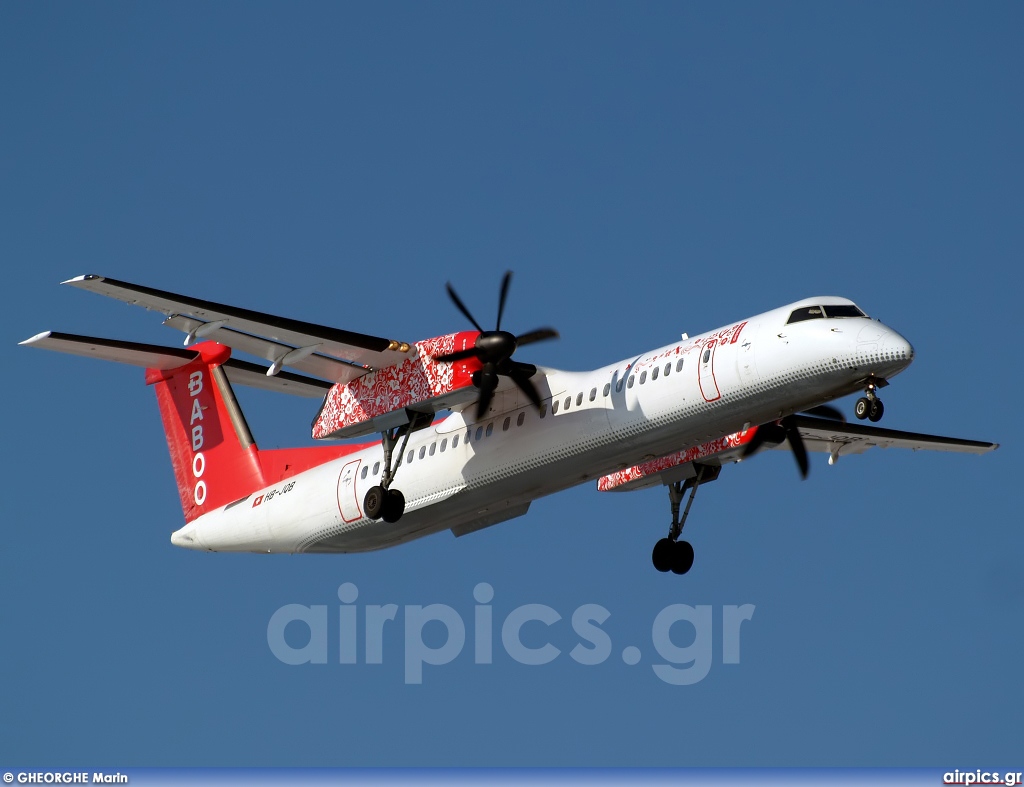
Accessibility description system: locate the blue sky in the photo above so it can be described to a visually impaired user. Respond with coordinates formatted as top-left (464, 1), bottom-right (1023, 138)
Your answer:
top-left (1, 2), bottom-right (1020, 767)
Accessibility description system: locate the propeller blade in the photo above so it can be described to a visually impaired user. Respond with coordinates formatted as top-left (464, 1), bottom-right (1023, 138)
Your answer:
top-left (803, 404), bottom-right (846, 422)
top-left (741, 423), bottom-right (786, 458)
top-left (742, 418), bottom-right (811, 478)
top-left (442, 273), bottom-right (558, 419)
top-left (476, 382), bottom-right (495, 420)
top-left (433, 347), bottom-right (480, 364)
top-left (445, 282), bottom-right (485, 333)
top-left (507, 364), bottom-right (542, 410)
top-left (515, 328), bottom-right (559, 347)
top-left (495, 271), bottom-right (512, 332)
top-left (785, 423), bottom-right (810, 479)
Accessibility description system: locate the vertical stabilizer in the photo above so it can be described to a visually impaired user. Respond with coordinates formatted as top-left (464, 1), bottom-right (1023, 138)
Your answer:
top-left (146, 342), bottom-right (266, 522)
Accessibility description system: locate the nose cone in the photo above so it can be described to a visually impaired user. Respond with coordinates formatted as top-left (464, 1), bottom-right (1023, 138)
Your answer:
top-left (883, 330), bottom-right (915, 367)
top-left (171, 523), bottom-right (203, 550)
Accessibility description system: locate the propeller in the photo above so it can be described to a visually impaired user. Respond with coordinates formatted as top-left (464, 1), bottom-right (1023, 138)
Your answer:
top-left (741, 404), bottom-right (846, 479)
top-left (434, 271), bottom-right (559, 420)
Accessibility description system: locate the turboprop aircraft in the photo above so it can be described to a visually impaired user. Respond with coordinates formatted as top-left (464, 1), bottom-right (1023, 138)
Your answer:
top-left (21, 273), bottom-right (997, 574)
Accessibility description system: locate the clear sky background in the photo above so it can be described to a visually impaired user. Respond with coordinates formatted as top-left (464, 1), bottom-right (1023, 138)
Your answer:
top-left (1, 2), bottom-right (1020, 767)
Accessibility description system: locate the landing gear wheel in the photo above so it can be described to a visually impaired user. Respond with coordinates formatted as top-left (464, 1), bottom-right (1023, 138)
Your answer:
top-left (363, 486), bottom-right (386, 521)
top-left (868, 398), bottom-right (884, 422)
top-left (381, 489), bottom-right (406, 523)
top-left (670, 540), bottom-right (695, 575)
top-left (854, 397), bottom-right (871, 420)
top-left (652, 538), bottom-right (674, 573)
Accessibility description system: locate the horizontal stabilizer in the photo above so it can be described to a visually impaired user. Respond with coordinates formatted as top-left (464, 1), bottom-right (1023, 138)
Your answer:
top-left (20, 332), bottom-right (331, 398)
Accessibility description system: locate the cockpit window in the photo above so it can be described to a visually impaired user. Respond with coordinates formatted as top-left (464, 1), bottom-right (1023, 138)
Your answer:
top-left (787, 306), bottom-right (824, 324)
top-left (822, 304), bottom-right (866, 319)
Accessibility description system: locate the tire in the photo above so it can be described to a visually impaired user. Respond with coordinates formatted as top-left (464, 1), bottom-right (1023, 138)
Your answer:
top-left (854, 397), bottom-right (871, 420)
top-left (670, 540), bottom-right (695, 575)
top-left (652, 538), bottom-right (673, 572)
top-left (381, 489), bottom-right (406, 523)
top-left (868, 398), bottom-right (884, 422)
top-left (363, 486), bottom-right (385, 520)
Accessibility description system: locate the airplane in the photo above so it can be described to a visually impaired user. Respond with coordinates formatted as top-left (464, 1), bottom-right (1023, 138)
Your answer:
top-left (21, 273), bottom-right (998, 575)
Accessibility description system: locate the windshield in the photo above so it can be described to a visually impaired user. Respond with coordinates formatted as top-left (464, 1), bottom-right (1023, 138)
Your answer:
top-left (787, 304), bottom-right (867, 324)
top-left (822, 304), bottom-right (867, 318)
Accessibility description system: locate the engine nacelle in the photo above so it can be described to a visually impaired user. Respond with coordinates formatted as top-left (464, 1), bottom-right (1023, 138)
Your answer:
top-left (311, 331), bottom-right (480, 440)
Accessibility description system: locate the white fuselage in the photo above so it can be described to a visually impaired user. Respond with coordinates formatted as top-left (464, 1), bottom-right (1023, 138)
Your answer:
top-left (170, 297), bottom-right (914, 553)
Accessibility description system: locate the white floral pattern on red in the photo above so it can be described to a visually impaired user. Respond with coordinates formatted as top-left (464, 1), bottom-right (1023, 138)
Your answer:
top-left (312, 332), bottom-right (478, 439)
top-left (596, 428), bottom-right (755, 492)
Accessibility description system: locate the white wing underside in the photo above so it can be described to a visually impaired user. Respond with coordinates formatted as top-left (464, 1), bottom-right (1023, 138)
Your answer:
top-left (783, 415), bottom-right (998, 457)
top-left (602, 416), bottom-right (998, 493)
top-left (20, 332), bottom-right (332, 398)
top-left (63, 275), bottom-right (415, 379)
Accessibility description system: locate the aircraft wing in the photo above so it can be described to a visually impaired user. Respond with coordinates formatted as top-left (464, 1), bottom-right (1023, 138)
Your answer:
top-left (20, 332), bottom-right (332, 399)
top-left (784, 415), bottom-right (998, 457)
top-left (598, 416), bottom-right (998, 493)
top-left (63, 275), bottom-right (414, 373)
top-left (162, 314), bottom-right (367, 384)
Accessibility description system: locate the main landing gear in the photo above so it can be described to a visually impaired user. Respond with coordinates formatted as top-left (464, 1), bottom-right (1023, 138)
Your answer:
top-left (854, 378), bottom-right (887, 423)
top-left (363, 425), bottom-right (415, 524)
top-left (652, 464), bottom-right (720, 575)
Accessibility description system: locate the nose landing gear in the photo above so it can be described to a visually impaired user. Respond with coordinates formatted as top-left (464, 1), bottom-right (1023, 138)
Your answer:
top-left (854, 379), bottom-right (886, 422)
top-left (652, 464), bottom-right (720, 575)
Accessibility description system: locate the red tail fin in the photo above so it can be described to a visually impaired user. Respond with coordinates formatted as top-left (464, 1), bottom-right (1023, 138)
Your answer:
top-left (146, 342), bottom-right (266, 522)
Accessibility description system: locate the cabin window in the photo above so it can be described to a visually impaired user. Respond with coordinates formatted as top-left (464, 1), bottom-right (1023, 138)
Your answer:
top-left (564, 396), bottom-right (571, 410)
top-left (452, 435), bottom-right (459, 448)
top-left (465, 429), bottom-right (471, 443)
top-left (665, 362), bottom-right (671, 376)
top-left (372, 462), bottom-right (380, 475)
top-left (576, 392), bottom-right (583, 406)
top-left (589, 387), bottom-right (597, 401)
top-left (476, 426), bottom-right (483, 441)
top-left (503, 417), bottom-right (511, 432)
top-left (676, 359), bottom-right (684, 373)
top-left (440, 438), bottom-right (447, 452)
top-left (486, 423), bottom-right (493, 437)
top-left (552, 399), bottom-right (559, 414)
top-left (407, 450), bottom-right (414, 464)
top-left (822, 304), bottom-right (866, 319)
top-left (539, 402), bottom-right (547, 418)
top-left (640, 371), bottom-right (647, 384)
top-left (517, 412), bottom-right (525, 426)
top-left (702, 349), bottom-right (711, 364)
top-left (627, 375), bottom-right (635, 389)
top-left (419, 446), bottom-right (426, 460)
top-left (616, 379), bottom-right (623, 392)
top-left (652, 367), bottom-right (659, 381)
top-left (786, 306), bottom-right (824, 324)
top-left (361, 466), bottom-right (368, 479)
top-left (429, 442), bottom-right (436, 456)
top-left (603, 383), bottom-right (610, 397)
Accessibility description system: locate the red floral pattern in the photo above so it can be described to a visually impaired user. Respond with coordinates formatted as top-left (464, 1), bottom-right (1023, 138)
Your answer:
top-left (312, 332), bottom-right (478, 439)
top-left (597, 427), bottom-right (755, 492)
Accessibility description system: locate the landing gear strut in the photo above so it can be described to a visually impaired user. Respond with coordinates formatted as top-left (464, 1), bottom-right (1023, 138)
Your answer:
top-left (652, 464), bottom-right (720, 575)
top-left (854, 379), bottom-right (886, 423)
top-left (364, 424), bottom-right (416, 524)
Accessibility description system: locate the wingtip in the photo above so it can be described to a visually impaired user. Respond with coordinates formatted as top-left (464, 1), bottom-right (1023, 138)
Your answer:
top-left (19, 331), bottom-right (53, 346)
top-left (61, 274), bottom-right (101, 286)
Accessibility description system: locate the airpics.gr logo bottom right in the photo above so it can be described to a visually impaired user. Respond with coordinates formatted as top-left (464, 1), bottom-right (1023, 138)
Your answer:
top-left (266, 583), bottom-right (755, 685)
